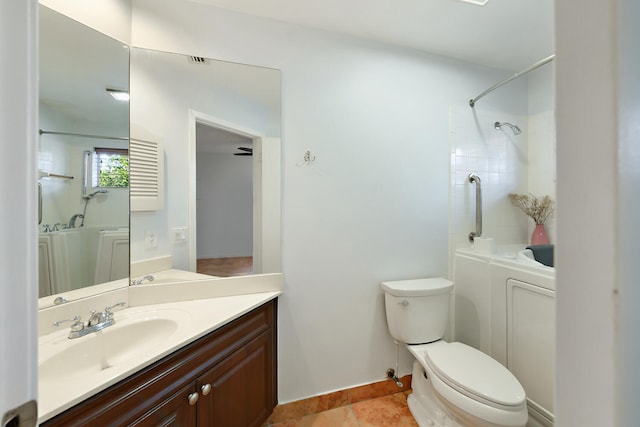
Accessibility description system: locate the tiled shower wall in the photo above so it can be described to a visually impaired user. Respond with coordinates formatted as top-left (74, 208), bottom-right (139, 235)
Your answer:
top-left (448, 106), bottom-right (530, 275)
top-left (448, 105), bottom-right (557, 275)
top-left (528, 110), bottom-right (556, 243)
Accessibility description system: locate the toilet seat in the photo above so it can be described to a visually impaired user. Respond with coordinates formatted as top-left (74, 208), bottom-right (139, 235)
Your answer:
top-left (408, 341), bottom-right (528, 426)
top-left (423, 341), bottom-right (526, 409)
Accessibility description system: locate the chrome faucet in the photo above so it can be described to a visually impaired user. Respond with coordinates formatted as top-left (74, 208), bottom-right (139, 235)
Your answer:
top-left (53, 302), bottom-right (126, 339)
top-left (68, 213), bottom-right (84, 228)
top-left (130, 275), bottom-right (155, 285)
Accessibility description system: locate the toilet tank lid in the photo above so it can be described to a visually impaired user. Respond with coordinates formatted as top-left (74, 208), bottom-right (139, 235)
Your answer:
top-left (381, 278), bottom-right (453, 296)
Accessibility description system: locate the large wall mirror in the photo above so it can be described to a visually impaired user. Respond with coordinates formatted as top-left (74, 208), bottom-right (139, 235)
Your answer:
top-left (38, 5), bottom-right (129, 301)
top-left (38, 4), bottom-right (282, 309)
top-left (129, 48), bottom-right (281, 278)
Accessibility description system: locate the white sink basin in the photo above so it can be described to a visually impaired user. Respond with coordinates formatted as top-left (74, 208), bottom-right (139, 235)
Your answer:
top-left (39, 307), bottom-right (192, 384)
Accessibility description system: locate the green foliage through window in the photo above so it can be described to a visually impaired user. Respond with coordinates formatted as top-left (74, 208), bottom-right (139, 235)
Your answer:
top-left (97, 150), bottom-right (129, 188)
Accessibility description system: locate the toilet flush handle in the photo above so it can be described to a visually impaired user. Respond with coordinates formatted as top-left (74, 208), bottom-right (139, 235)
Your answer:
top-left (398, 300), bottom-right (409, 307)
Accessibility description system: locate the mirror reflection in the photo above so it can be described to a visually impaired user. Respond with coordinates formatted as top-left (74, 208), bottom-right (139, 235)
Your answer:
top-left (38, 5), bottom-right (129, 298)
top-left (129, 48), bottom-right (281, 278)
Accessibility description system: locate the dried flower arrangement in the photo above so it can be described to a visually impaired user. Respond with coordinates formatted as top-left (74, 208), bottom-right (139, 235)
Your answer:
top-left (508, 193), bottom-right (555, 225)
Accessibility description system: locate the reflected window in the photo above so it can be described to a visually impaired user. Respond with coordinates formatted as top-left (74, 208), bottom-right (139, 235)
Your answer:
top-left (95, 147), bottom-right (129, 188)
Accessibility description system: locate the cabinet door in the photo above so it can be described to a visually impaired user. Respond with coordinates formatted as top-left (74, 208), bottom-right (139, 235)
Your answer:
top-left (132, 383), bottom-right (198, 427)
top-left (197, 330), bottom-right (275, 427)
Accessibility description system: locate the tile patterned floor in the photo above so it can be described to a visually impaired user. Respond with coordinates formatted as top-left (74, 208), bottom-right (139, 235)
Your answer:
top-left (263, 375), bottom-right (417, 427)
top-left (267, 391), bottom-right (418, 427)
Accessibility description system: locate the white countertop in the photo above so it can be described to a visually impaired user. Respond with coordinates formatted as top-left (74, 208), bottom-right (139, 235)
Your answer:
top-left (38, 272), bottom-right (282, 423)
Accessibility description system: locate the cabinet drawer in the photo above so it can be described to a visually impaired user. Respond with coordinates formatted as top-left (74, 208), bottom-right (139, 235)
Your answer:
top-left (131, 383), bottom-right (197, 427)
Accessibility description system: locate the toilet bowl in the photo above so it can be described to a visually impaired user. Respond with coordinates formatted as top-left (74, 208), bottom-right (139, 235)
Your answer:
top-left (381, 278), bottom-right (527, 427)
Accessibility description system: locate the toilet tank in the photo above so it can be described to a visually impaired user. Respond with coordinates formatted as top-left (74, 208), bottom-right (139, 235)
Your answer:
top-left (381, 278), bottom-right (453, 345)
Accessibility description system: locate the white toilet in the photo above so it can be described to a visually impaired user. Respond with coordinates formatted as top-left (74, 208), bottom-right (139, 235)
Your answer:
top-left (382, 277), bottom-right (528, 427)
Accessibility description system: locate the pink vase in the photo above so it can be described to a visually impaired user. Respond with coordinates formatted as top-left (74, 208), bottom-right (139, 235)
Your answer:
top-left (531, 223), bottom-right (550, 245)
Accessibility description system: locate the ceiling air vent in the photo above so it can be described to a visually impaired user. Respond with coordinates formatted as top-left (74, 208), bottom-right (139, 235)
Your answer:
top-left (189, 56), bottom-right (209, 64)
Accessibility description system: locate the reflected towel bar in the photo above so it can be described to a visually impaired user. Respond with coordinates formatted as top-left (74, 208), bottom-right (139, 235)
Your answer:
top-left (39, 172), bottom-right (74, 180)
top-left (39, 129), bottom-right (128, 141)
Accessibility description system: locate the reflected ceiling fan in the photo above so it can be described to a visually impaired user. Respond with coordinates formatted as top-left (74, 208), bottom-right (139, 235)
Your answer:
top-left (234, 147), bottom-right (253, 156)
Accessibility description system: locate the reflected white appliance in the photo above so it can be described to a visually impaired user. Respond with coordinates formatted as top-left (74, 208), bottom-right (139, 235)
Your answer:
top-left (94, 229), bottom-right (129, 283)
top-left (38, 235), bottom-right (54, 297)
top-left (382, 278), bottom-right (528, 427)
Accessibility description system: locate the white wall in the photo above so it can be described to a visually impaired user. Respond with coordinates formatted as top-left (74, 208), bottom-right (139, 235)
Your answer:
top-left (0, 0), bottom-right (38, 419)
top-left (131, 0), bottom-right (534, 403)
top-left (555, 0), bottom-right (618, 424)
top-left (196, 152), bottom-right (253, 258)
top-left (618, 0), bottom-right (640, 424)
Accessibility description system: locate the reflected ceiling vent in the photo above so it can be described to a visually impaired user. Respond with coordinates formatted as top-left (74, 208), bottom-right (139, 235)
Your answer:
top-left (188, 56), bottom-right (209, 64)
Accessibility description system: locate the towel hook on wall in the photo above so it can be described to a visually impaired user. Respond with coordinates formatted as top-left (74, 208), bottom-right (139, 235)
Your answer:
top-left (297, 150), bottom-right (316, 166)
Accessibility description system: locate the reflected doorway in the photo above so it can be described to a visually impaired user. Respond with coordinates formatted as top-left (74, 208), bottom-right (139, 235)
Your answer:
top-left (195, 121), bottom-right (255, 277)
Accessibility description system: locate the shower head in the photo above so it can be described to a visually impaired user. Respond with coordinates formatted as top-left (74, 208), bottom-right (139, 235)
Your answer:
top-left (83, 189), bottom-right (109, 200)
top-left (494, 121), bottom-right (522, 136)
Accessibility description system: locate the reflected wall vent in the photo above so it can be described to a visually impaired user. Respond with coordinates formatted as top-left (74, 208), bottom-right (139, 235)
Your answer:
top-left (189, 56), bottom-right (209, 64)
top-left (130, 138), bottom-right (164, 211)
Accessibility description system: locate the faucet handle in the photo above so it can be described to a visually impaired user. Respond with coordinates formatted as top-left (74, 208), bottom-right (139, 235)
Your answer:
top-left (52, 315), bottom-right (80, 327)
top-left (53, 316), bottom-right (84, 331)
top-left (105, 301), bottom-right (126, 316)
top-left (53, 296), bottom-right (68, 305)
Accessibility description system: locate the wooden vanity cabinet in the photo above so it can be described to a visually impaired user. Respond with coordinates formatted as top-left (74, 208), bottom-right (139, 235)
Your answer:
top-left (41, 299), bottom-right (277, 427)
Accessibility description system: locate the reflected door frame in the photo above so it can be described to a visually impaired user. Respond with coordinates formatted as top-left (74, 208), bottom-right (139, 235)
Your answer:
top-left (187, 110), bottom-right (265, 274)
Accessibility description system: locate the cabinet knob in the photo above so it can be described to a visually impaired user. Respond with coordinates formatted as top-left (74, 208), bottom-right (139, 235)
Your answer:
top-left (201, 383), bottom-right (212, 396)
top-left (188, 392), bottom-right (199, 406)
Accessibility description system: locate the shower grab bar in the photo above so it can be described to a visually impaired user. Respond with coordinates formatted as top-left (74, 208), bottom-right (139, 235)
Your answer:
top-left (469, 54), bottom-right (555, 107)
top-left (38, 182), bottom-right (42, 225)
top-left (468, 174), bottom-right (482, 242)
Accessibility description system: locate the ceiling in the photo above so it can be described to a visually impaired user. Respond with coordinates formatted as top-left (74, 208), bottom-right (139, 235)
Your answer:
top-left (40, 0), bottom-right (553, 146)
top-left (188, 0), bottom-right (554, 71)
top-left (196, 123), bottom-right (253, 155)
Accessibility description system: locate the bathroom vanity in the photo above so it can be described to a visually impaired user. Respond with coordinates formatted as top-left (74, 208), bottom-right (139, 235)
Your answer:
top-left (42, 299), bottom-right (277, 426)
top-left (37, 271), bottom-right (282, 426)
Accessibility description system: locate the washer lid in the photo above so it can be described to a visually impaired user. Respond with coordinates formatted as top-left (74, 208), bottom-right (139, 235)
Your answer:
top-left (424, 342), bottom-right (526, 407)
top-left (381, 278), bottom-right (453, 297)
